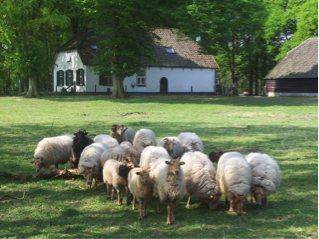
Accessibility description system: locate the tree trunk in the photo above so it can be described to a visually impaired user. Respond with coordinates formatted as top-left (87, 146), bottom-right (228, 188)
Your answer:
top-left (25, 75), bottom-right (41, 98)
top-left (110, 62), bottom-right (127, 98)
top-left (254, 53), bottom-right (259, 96)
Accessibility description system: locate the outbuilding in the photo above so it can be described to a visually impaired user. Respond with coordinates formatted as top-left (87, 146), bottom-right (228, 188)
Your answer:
top-left (265, 37), bottom-right (318, 97)
top-left (53, 28), bottom-right (219, 94)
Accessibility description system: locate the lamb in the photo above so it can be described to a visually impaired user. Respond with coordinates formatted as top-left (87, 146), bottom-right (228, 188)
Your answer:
top-left (32, 135), bottom-right (74, 172)
top-left (139, 146), bottom-right (170, 170)
top-left (181, 151), bottom-right (221, 210)
top-left (111, 124), bottom-right (135, 144)
top-left (177, 132), bottom-right (204, 153)
top-left (94, 134), bottom-right (119, 148)
top-left (103, 156), bottom-right (136, 205)
top-left (127, 145), bottom-right (144, 165)
top-left (78, 142), bottom-right (109, 189)
top-left (158, 137), bottom-right (183, 158)
top-left (133, 129), bottom-right (157, 148)
top-left (70, 130), bottom-right (94, 169)
top-left (100, 146), bottom-right (127, 167)
top-left (150, 157), bottom-right (186, 225)
top-left (216, 152), bottom-right (252, 216)
top-left (128, 168), bottom-right (152, 219)
top-left (120, 141), bottom-right (133, 149)
top-left (246, 152), bottom-right (281, 208)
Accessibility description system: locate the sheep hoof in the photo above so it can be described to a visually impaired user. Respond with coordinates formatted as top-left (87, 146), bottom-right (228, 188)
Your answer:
top-left (186, 205), bottom-right (190, 209)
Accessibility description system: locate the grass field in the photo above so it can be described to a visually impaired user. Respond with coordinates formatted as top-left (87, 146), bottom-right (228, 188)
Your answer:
top-left (0, 94), bottom-right (317, 238)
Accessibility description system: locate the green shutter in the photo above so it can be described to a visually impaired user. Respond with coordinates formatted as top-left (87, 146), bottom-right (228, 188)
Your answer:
top-left (99, 75), bottom-right (102, 86)
top-left (61, 71), bottom-right (64, 86)
top-left (81, 69), bottom-right (85, 85)
top-left (76, 69), bottom-right (80, 85)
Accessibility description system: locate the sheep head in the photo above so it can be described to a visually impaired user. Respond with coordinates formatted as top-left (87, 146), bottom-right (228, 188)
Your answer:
top-left (253, 186), bottom-right (266, 208)
top-left (163, 138), bottom-right (175, 156)
top-left (233, 195), bottom-right (247, 216)
top-left (207, 192), bottom-right (222, 211)
top-left (74, 130), bottom-right (88, 144)
top-left (165, 158), bottom-right (185, 176)
top-left (82, 165), bottom-right (97, 189)
top-left (208, 151), bottom-right (224, 164)
top-left (31, 157), bottom-right (45, 172)
top-left (111, 124), bottom-right (124, 136)
top-left (136, 169), bottom-right (151, 184)
top-left (118, 155), bottom-right (137, 177)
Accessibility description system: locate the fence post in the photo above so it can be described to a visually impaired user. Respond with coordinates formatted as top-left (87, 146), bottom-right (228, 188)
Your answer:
top-left (191, 86), bottom-right (193, 95)
top-left (74, 82), bottom-right (76, 95)
top-left (56, 85), bottom-right (57, 95)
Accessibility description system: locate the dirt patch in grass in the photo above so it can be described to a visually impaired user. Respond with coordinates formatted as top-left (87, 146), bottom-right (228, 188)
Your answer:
top-left (215, 112), bottom-right (317, 120)
top-left (81, 112), bottom-right (147, 118)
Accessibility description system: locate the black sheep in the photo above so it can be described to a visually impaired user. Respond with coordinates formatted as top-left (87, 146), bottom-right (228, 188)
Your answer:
top-left (70, 130), bottom-right (94, 169)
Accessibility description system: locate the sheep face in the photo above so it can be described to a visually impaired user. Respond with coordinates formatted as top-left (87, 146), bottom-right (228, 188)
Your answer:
top-left (208, 151), bottom-right (224, 164)
top-left (253, 187), bottom-right (266, 208)
top-left (32, 157), bottom-right (44, 172)
top-left (165, 158), bottom-right (184, 176)
top-left (233, 196), bottom-right (246, 216)
top-left (111, 124), bottom-right (124, 136)
top-left (74, 130), bottom-right (88, 144)
top-left (207, 193), bottom-right (222, 211)
top-left (82, 165), bottom-right (97, 189)
top-left (136, 169), bottom-right (151, 184)
top-left (163, 138), bottom-right (175, 156)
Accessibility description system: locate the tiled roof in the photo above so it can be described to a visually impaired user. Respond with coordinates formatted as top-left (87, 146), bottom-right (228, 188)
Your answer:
top-left (56, 28), bottom-right (218, 69)
top-left (264, 37), bottom-right (318, 79)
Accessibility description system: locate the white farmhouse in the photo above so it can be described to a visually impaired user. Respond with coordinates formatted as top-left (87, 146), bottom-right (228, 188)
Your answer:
top-left (53, 28), bottom-right (219, 94)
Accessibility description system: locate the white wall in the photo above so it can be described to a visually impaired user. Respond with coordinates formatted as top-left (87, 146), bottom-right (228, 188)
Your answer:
top-left (54, 51), bottom-right (216, 93)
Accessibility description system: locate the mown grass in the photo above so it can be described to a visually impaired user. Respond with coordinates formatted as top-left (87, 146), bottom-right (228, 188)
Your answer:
top-left (0, 94), bottom-right (317, 238)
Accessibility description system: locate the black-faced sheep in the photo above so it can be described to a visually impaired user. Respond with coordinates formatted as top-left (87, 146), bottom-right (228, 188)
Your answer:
top-left (78, 142), bottom-right (109, 189)
top-left (70, 130), bottom-right (94, 169)
top-left (177, 132), bottom-right (204, 153)
top-left (111, 124), bottom-right (136, 144)
top-left (158, 137), bottom-right (183, 158)
top-left (216, 152), bottom-right (252, 216)
top-left (103, 156), bottom-right (136, 206)
top-left (133, 129), bottom-right (157, 148)
top-left (246, 153), bottom-right (281, 208)
top-left (94, 134), bottom-right (119, 148)
top-left (181, 151), bottom-right (221, 210)
top-left (139, 146), bottom-right (170, 170)
top-left (150, 157), bottom-right (186, 225)
top-left (128, 168), bottom-right (152, 219)
top-left (32, 135), bottom-right (74, 172)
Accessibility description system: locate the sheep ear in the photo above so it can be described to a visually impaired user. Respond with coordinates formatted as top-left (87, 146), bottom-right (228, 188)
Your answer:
top-left (165, 161), bottom-right (171, 165)
top-left (31, 160), bottom-right (34, 164)
top-left (179, 161), bottom-right (185, 165)
top-left (40, 157), bottom-right (44, 162)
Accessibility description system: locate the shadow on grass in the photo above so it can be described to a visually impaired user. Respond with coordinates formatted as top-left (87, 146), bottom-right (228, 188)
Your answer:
top-left (37, 94), bottom-right (318, 107)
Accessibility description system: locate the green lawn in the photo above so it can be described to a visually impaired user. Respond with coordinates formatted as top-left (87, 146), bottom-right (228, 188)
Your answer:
top-left (0, 94), bottom-right (317, 237)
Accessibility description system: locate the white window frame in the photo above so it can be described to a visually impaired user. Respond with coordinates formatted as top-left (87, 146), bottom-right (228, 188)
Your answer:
top-left (136, 70), bottom-right (146, 86)
top-left (100, 75), bottom-right (112, 86)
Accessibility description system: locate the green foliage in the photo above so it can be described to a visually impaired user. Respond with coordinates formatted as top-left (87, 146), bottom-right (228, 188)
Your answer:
top-left (0, 95), bottom-right (317, 237)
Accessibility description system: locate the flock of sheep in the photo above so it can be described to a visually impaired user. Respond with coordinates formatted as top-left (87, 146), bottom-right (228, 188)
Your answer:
top-left (31, 124), bottom-right (281, 225)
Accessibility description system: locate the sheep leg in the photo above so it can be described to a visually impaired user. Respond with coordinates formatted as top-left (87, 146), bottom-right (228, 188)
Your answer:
top-left (262, 197), bottom-right (267, 207)
top-left (171, 202), bottom-right (175, 223)
top-left (143, 200), bottom-right (147, 218)
top-left (225, 196), bottom-right (230, 206)
top-left (157, 198), bottom-right (161, 214)
top-left (117, 188), bottom-right (122, 206)
top-left (186, 195), bottom-right (191, 208)
top-left (125, 187), bottom-right (131, 206)
top-left (137, 198), bottom-right (143, 219)
top-left (94, 177), bottom-right (98, 189)
top-left (229, 200), bottom-right (235, 212)
top-left (132, 195), bottom-right (136, 210)
top-left (166, 202), bottom-right (172, 225)
top-left (55, 164), bottom-right (58, 169)
top-left (250, 191), bottom-right (254, 203)
top-left (111, 187), bottom-right (115, 200)
top-left (107, 184), bottom-right (111, 198)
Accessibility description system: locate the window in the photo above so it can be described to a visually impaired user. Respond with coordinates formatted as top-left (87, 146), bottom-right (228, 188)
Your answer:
top-left (76, 69), bottom-right (85, 86)
top-left (57, 70), bottom-right (64, 86)
top-left (136, 70), bottom-right (146, 86)
top-left (66, 52), bottom-right (72, 62)
top-left (66, 70), bottom-right (73, 86)
top-left (99, 75), bottom-right (112, 86)
top-left (165, 47), bottom-right (175, 54)
top-left (91, 45), bottom-right (98, 50)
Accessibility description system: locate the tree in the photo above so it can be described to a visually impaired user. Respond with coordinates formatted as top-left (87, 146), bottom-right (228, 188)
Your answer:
top-left (0, 0), bottom-right (70, 97)
top-left (83, 0), bottom-right (178, 98)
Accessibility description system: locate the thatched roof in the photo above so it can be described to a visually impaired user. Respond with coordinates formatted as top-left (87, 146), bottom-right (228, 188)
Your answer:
top-left (265, 37), bottom-right (318, 80)
top-left (55, 28), bottom-right (218, 69)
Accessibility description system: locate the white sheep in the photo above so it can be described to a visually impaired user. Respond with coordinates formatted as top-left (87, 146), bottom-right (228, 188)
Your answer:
top-left (111, 124), bottom-right (136, 144)
top-left (32, 135), bottom-right (74, 172)
top-left (133, 129), bottom-right (157, 147)
top-left (78, 142), bottom-right (109, 189)
top-left (103, 157), bottom-right (136, 205)
top-left (120, 141), bottom-right (133, 149)
top-left (158, 137), bottom-right (183, 158)
top-left (181, 151), bottom-right (221, 210)
top-left (216, 152), bottom-right (252, 216)
top-left (100, 146), bottom-right (127, 167)
top-left (246, 153), bottom-right (281, 208)
top-left (94, 134), bottom-right (119, 148)
top-left (128, 168), bottom-right (152, 219)
top-left (177, 132), bottom-right (204, 153)
top-left (150, 157), bottom-right (186, 225)
top-left (139, 146), bottom-right (170, 170)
